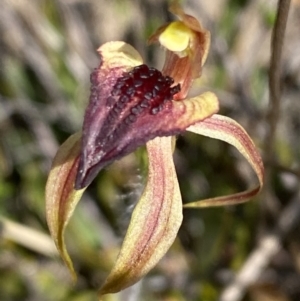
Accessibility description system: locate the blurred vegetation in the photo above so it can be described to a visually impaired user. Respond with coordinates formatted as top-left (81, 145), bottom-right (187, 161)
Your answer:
top-left (1, 0), bottom-right (300, 300)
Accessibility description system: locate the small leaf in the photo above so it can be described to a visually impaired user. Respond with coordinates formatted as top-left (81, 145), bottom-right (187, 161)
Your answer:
top-left (184, 114), bottom-right (264, 208)
top-left (45, 132), bottom-right (85, 279)
top-left (99, 136), bottom-right (183, 296)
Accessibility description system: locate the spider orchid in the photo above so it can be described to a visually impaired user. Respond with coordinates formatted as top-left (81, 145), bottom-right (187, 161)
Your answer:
top-left (45, 3), bottom-right (264, 297)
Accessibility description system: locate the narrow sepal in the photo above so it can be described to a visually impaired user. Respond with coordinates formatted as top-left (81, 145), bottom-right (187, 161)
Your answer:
top-left (99, 136), bottom-right (183, 295)
top-left (45, 132), bottom-right (85, 279)
top-left (184, 114), bottom-right (264, 208)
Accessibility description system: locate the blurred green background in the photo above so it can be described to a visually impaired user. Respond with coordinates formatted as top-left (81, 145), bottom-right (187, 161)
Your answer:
top-left (1, 0), bottom-right (300, 300)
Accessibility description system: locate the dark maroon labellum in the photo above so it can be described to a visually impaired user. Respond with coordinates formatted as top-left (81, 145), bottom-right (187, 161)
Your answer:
top-left (109, 64), bottom-right (180, 116)
top-left (75, 64), bottom-right (181, 189)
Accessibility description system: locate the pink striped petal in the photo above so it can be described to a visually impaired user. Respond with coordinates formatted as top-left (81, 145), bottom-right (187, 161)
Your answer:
top-left (45, 132), bottom-right (85, 280)
top-left (184, 114), bottom-right (264, 208)
top-left (99, 136), bottom-right (182, 295)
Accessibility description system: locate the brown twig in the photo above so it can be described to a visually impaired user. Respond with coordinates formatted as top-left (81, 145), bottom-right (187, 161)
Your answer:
top-left (263, 0), bottom-right (291, 215)
top-left (0, 217), bottom-right (58, 257)
top-left (268, 0), bottom-right (291, 134)
top-left (220, 1), bottom-right (292, 300)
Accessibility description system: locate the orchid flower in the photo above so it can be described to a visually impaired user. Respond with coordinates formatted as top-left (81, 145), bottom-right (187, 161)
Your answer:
top-left (45, 3), bottom-right (264, 297)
